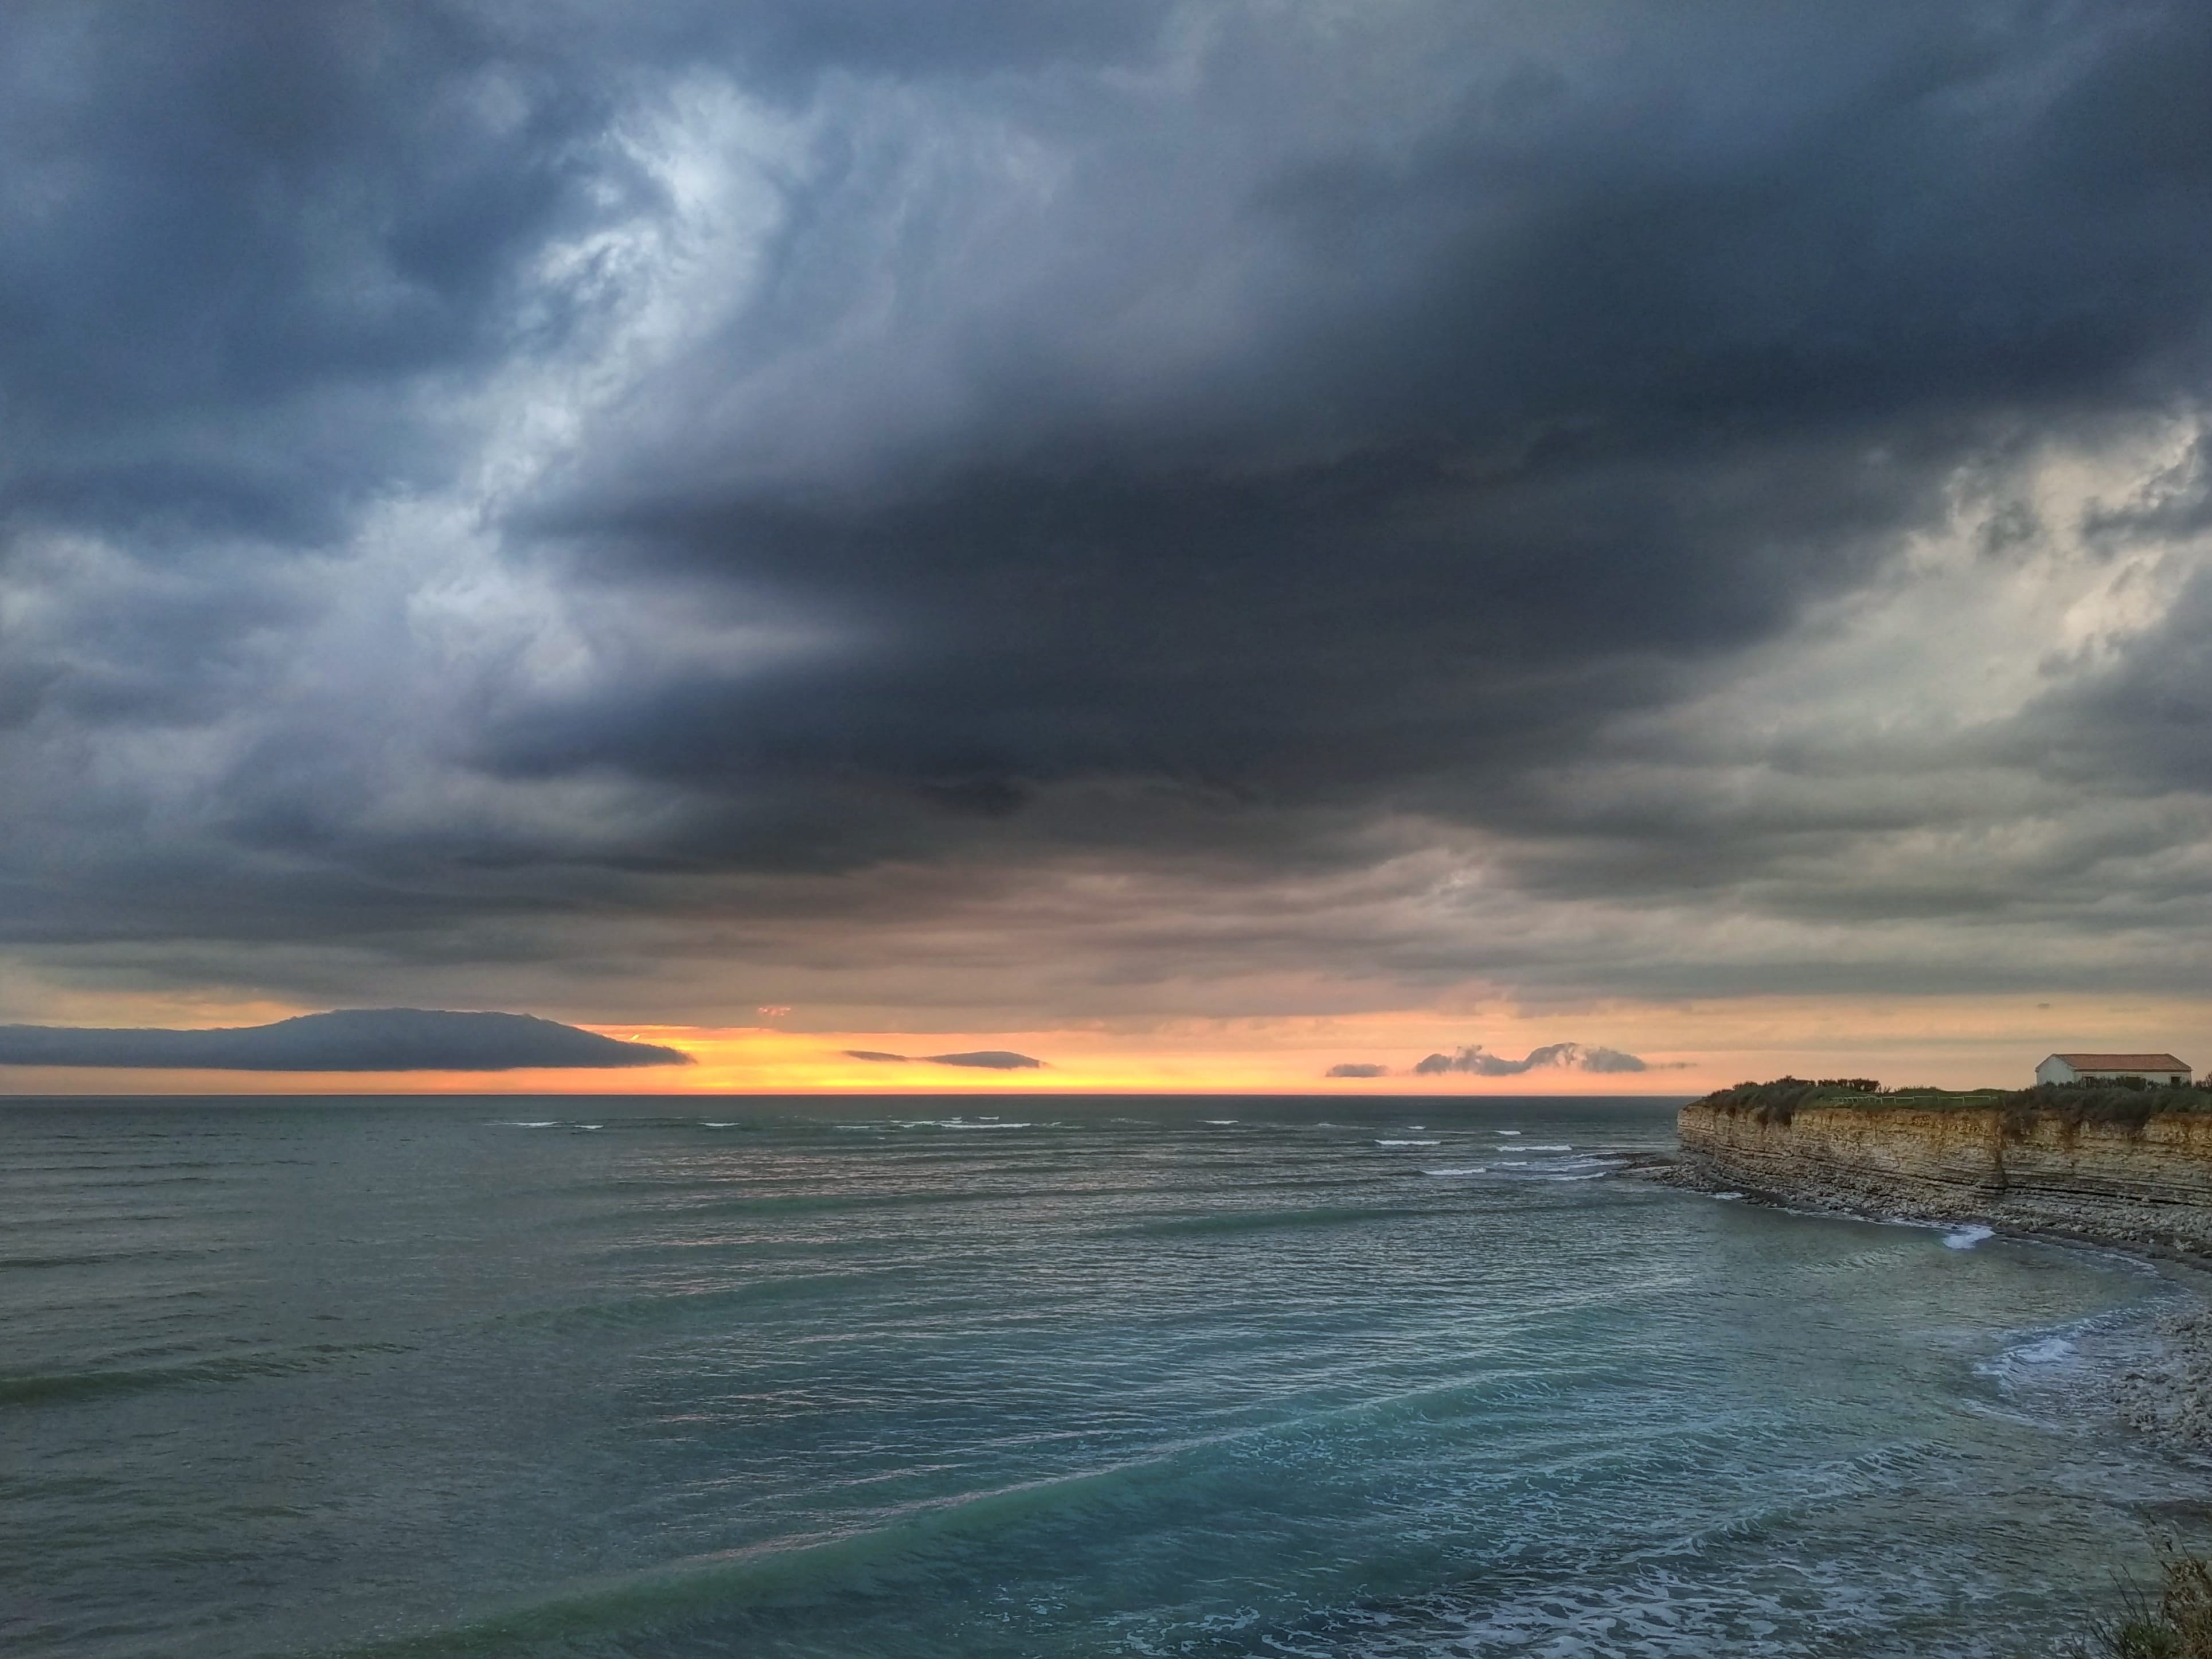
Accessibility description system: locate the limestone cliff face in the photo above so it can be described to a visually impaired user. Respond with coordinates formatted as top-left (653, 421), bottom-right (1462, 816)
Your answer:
top-left (1678, 1101), bottom-right (2212, 1253)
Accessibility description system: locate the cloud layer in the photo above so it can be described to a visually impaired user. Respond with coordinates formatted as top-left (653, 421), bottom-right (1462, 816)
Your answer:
top-left (2, 2), bottom-right (2211, 1039)
top-left (0, 1010), bottom-right (690, 1071)
top-left (1412, 1044), bottom-right (1651, 1078)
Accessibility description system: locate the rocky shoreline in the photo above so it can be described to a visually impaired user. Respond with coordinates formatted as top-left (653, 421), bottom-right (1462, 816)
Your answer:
top-left (1675, 1095), bottom-right (2212, 1256)
top-left (1635, 1121), bottom-right (2212, 1458)
top-left (1643, 1150), bottom-right (2212, 1263)
top-left (2117, 1305), bottom-right (2212, 1455)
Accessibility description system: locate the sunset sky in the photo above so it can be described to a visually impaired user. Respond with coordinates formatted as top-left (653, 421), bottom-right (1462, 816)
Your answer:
top-left (5, 1), bottom-right (2211, 1093)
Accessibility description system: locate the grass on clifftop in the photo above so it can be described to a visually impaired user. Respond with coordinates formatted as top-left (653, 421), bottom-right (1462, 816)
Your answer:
top-left (1695, 1076), bottom-right (2212, 1128)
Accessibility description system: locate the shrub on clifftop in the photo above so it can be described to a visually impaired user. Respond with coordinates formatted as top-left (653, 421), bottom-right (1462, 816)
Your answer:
top-left (2005, 1081), bottom-right (2212, 1130)
top-left (1696, 1077), bottom-right (1893, 1125)
top-left (1694, 1076), bottom-right (2212, 1129)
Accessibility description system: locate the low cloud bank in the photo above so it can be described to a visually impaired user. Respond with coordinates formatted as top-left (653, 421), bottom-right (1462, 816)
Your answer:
top-left (0, 1009), bottom-right (691, 1071)
top-left (843, 1049), bottom-right (1046, 1070)
top-left (1324, 1042), bottom-right (1662, 1079)
top-left (1414, 1043), bottom-right (1651, 1076)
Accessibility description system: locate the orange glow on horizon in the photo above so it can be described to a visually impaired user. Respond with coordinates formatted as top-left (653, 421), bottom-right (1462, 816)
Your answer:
top-left (0, 992), bottom-right (2203, 1095)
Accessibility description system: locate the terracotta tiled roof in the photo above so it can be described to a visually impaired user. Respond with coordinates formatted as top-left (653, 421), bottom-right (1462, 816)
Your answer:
top-left (2050, 1052), bottom-right (2191, 1071)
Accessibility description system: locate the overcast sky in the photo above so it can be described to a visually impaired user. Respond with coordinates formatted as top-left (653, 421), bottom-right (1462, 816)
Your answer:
top-left (4, 0), bottom-right (2210, 1088)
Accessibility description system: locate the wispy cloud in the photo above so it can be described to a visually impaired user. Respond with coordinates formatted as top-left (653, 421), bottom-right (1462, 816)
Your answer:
top-left (843, 1049), bottom-right (1046, 1069)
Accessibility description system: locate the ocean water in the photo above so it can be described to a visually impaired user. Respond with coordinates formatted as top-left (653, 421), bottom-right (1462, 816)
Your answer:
top-left (2, 1095), bottom-right (2204, 1659)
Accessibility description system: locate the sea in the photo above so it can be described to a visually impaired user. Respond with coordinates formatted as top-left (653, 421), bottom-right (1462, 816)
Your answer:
top-left (4, 1094), bottom-right (2207, 1659)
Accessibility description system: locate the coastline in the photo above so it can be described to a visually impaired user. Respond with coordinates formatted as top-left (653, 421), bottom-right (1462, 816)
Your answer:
top-left (1633, 1150), bottom-right (2212, 1461)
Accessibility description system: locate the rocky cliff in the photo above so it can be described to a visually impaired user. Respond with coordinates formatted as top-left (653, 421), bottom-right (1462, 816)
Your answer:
top-left (1678, 1098), bottom-right (2212, 1254)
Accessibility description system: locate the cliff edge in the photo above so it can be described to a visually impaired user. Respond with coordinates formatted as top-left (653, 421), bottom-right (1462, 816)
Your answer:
top-left (1677, 1081), bottom-right (2212, 1255)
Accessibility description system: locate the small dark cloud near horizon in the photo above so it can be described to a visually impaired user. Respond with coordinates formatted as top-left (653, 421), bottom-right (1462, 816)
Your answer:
top-left (1324, 1043), bottom-right (1671, 1078)
top-left (843, 1049), bottom-right (1045, 1069)
top-left (1412, 1044), bottom-right (1652, 1077)
top-left (0, 1010), bottom-right (691, 1072)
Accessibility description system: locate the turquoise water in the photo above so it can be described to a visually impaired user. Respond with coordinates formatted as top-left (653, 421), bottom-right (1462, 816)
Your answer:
top-left (1, 1096), bottom-right (2201, 1658)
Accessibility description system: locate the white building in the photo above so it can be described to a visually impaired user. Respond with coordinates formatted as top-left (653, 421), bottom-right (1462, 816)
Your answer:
top-left (2035, 1051), bottom-right (2193, 1087)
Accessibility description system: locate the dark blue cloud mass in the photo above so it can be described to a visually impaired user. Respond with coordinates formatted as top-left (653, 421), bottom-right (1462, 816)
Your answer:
top-left (0, 1010), bottom-right (690, 1071)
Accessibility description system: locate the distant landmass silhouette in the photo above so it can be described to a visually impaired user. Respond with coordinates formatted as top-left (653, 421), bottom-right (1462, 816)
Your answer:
top-left (0, 1009), bottom-right (692, 1071)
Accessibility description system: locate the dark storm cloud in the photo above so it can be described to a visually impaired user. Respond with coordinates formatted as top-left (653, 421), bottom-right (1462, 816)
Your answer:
top-left (486, 0), bottom-right (2212, 873)
top-left (2012, 573), bottom-right (2212, 801)
top-left (0, 3), bottom-right (651, 543)
top-left (0, 1009), bottom-right (691, 1070)
top-left (1326, 1063), bottom-right (1390, 1079)
top-left (4, 0), bottom-right (2212, 1012)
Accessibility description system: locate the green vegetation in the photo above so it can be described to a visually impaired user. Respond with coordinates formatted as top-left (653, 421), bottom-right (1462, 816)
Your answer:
top-left (1696, 1076), bottom-right (2212, 1128)
top-left (2003, 1082), bottom-right (2212, 1131)
top-left (1693, 1077), bottom-right (1996, 1125)
top-left (2068, 1540), bottom-right (2212, 1658)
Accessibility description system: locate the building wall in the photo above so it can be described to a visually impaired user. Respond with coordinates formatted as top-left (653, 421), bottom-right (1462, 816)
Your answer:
top-left (2034, 1057), bottom-right (2191, 1087)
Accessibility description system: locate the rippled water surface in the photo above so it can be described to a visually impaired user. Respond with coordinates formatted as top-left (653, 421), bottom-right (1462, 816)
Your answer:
top-left (2, 1095), bottom-right (2201, 1657)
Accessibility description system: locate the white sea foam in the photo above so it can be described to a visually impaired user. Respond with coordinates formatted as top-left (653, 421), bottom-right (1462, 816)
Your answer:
top-left (1202, 1119), bottom-right (1238, 1125)
top-left (1944, 1224), bottom-right (1994, 1250)
top-left (1495, 1130), bottom-right (1522, 1137)
top-left (1522, 1143), bottom-right (1573, 1152)
top-left (700, 1122), bottom-right (736, 1129)
top-left (1422, 1166), bottom-right (1488, 1176)
top-left (1714, 1190), bottom-right (1746, 1201)
top-left (1488, 1154), bottom-right (1620, 1181)
top-left (1975, 1303), bottom-right (2165, 1408)
top-left (1374, 1139), bottom-right (1441, 1147)
top-left (498, 1121), bottom-right (560, 1129)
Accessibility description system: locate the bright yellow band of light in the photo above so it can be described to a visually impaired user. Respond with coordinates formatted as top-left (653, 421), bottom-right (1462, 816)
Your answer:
top-left (0, 994), bottom-right (2200, 1094)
